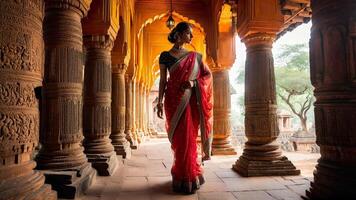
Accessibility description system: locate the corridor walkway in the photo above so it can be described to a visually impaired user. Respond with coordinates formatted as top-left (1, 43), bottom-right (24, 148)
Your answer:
top-left (82, 138), bottom-right (319, 200)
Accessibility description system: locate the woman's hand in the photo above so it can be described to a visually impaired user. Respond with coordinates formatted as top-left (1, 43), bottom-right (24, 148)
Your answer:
top-left (180, 80), bottom-right (194, 91)
top-left (157, 103), bottom-right (164, 119)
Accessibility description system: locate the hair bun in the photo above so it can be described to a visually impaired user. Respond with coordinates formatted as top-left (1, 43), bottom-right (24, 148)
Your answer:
top-left (168, 27), bottom-right (178, 43)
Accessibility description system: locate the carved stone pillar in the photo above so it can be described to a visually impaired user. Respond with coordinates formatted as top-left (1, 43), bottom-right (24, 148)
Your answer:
top-left (35, 0), bottom-right (96, 198)
top-left (142, 85), bottom-right (148, 137)
top-left (111, 64), bottom-right (131, 158)
top-left (135, 82), bottom-right (143, 143)
top-left (83, 35), bottom-right (118, 176)
top-left (125, 75), bottom-right (138, 148)
top-left (232, 33), bottom-right (300, 176)
top-left (306, 0), bottom-right (356, 199)
top-left (212, 69), bottom-right (237, 155)
top-left (129, 79), bottom-right (139, 148)
top-left (146, 90), bottom-right (156, 137)
top-left (124, 75), bottom-right (133, 143)
top-left (125, 74), bottom-right (137, 149)
top-left (0, 1), bottom-right (57, 199)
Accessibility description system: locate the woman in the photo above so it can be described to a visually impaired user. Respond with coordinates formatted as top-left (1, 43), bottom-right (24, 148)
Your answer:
top-left (157, 22), bottom-right (213, 194)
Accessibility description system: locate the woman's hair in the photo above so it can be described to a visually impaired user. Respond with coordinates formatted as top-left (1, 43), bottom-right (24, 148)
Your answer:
top-left (167, 22), bottom-right (192, 43)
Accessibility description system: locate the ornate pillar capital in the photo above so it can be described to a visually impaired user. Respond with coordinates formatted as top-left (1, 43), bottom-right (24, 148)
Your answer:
top-left (112, 63), bottom-right (128, 75)
top-left (242, 32), bottom-right (276, 48)
top-left (206, 56), bottom-right (219, 73)
top-left (45, 0), bottom-right (92, 17)
top-left (83, 35), bottom-right (114, 51)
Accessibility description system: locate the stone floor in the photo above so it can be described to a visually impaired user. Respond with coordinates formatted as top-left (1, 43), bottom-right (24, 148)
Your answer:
top-left (81, 138), bottom-right (319, 200)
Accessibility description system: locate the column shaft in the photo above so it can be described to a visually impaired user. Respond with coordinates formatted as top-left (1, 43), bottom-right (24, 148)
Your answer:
top-left (212, 70), bottom-right (237, 155)
top-left (0, 1), bottom-right (56, 199)
top-left (35, 1), bottom-right (96, 198)
top-left (307, 0), bottom-right (356, 198)
top-left (83, 35), bottom-right (118, 176)
top-left (135, 82), bottom-right (143, 143)
top-left (142, 86), bottom-right (148, 137)
top-left (233, 33), bottom-right (300, 176)
top-left (131, 81), bottom-right (139, 146)
top-left (111, 64), bottom-right (131, 158)
top-left (126, 77), bottom-right (138, 148)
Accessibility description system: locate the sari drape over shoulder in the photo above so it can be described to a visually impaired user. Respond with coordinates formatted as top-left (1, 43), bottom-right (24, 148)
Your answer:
top-left (164, 51), bottom-right (213, 193)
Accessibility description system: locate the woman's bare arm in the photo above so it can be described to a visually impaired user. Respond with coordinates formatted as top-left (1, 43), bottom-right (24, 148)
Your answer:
top-left (158, 64), bottom-right (167, 104)
top-left (157, 64), bottom-right (167, 119)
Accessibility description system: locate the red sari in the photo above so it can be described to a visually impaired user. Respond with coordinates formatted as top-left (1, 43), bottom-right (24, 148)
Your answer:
top-left (164, 52), bottom-right (213, 193)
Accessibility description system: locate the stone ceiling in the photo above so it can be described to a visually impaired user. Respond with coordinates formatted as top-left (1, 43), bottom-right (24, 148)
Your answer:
top-left (278, 0), bottom-right (311, 38)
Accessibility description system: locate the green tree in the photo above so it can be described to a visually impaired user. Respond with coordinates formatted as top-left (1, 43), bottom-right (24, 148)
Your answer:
top-left (234, 67), bottom-right (245, 116)
top-left (275, 43), bottom-right (314, 132)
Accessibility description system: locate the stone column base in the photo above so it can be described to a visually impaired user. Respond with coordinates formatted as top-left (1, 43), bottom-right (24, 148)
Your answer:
top-left (305, 161), bottom-right (356, 199)
top-left (113, 141), bottom-right (132, 159)
top-left (149, 129), bottom-right (158, 138)
top-left (232, 156), bottom-right (300, 177)
top-left (212, 138), bottom-right (237, 155)
top-left (129, 131), bottom-right (139, 149)
top-left (41, 163), bottom-right (96, 199)
top-left (31, 184), bottom-right (58, 200)
top-left (130, 142), bottom-right (138, 150)
top-left (0, 171), bottom-right (57, 200)
top-left (87, 152), bottom-right (118, 176)
top-left (137, 131), bottom-right (145, 144)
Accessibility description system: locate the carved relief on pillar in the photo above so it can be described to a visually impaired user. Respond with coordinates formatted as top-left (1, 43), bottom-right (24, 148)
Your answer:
top-left (82, 34), bottom-right (118, 176)
top-left (111, 63), bottom-right (131, 158)
top-left (44, 0), bottom-right (91, 15)
top-left (212, 69), bottom-right (236, 155)
top-left (0, 1), bottom-right (56, 199)
top-left (307, 1), bottom-right (356, 199)
top-left (243, 33), bottom-right (279, 143)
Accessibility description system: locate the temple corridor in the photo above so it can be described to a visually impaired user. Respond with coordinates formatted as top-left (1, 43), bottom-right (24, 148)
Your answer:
top-left (81, 138), bottom-right (318, 200)
top-left (1, 0), bottom-right (356, 199)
